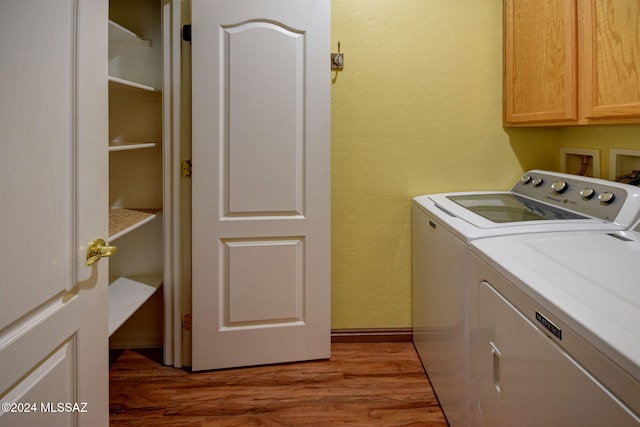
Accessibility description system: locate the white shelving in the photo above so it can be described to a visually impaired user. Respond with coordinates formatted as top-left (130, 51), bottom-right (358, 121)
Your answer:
top-left (108, 1), bottom-right (164, 346)
top-left (108, 75), bottom-right (159, 93)
top-left (108, 19), bottom-right (151, 47)
top-left (109, 141), bottom-right (160, 152)
top-left (108, 276), bottom-right (162, 336)
top-left (109, 207), bottom-right (162, 240)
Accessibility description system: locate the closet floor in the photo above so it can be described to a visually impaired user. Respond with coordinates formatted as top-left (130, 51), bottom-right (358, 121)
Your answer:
top-left (109, 342), bottom-right (448, 426)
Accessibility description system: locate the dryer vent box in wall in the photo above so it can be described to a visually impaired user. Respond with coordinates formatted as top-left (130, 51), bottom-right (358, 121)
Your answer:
top-left (560, 148), bottom-right (600, 178)
top-left (609, 149), bottom-right (640, 183)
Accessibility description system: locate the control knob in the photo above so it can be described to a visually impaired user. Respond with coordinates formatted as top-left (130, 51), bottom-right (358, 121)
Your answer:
top-left (598, 192), bottom-right (616, 204)
top-left (521, 175), bottom-right (532, 184)
top-left (579, 188), bottom-right (596, 200)
top-left (531, 177), bottom-right (544, 187)
top-left (551, 179), bottom-right (568, 194)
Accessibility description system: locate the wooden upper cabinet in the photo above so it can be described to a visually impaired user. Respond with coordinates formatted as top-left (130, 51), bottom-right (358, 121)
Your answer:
top-left (504, 0), bottom-right (640, 126)
top-left (582, 0), bottom-right (640, 120)
top-left (504, 0), bottom-right (578, 125)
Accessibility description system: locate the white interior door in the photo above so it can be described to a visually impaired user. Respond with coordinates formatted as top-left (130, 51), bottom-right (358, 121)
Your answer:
top-left (0, 1), bottom-right (109, 425)
top-left (191, 0), bottom-right (330, 370)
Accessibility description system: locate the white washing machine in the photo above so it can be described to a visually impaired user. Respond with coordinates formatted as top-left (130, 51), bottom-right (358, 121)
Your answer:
top-left (412, 170), bottom-right (640, 426)
top-left (468, 224), bottom-right (640, 426)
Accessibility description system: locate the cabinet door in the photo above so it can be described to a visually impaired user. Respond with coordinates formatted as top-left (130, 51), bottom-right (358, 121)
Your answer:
top-left (581, 0), bottom-right (640, 120)
top-left (504, 0), bottom-right (578, 125)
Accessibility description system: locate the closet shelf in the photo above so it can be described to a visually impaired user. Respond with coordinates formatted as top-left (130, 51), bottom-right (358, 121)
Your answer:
top-left (108, 276), bottom-right (162, 336)
top-left (109, 207), bottom-right (162, 240)
top-left (108, 19), bottom-right (151, 47)
top-left (109, 141), bottom-right (160, 152)
top-left (109, 75), bottom-right (160, 94)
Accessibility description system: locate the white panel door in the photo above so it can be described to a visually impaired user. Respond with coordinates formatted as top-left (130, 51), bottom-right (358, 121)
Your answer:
top-left (191, 0), bottom-right (330, 370)
top-left (0, 0), bottom-right (109, 425)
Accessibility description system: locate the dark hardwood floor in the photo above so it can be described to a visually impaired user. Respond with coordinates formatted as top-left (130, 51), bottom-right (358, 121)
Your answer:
top-left (109, 342), bottom-right (448, 426)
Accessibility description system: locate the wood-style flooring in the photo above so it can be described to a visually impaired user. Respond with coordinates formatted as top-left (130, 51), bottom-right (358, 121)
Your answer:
top-left (109, 342), bottom-right (449, 426)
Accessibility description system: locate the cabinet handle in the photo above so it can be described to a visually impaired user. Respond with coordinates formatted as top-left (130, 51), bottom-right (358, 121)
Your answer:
top-left (491, 342), bottom-right (502, 397)
top-left (85, 238), bottom-right (117, 266)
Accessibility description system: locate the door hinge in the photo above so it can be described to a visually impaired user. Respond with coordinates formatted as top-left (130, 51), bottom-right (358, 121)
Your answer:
top-left (182, 24), bottom-right (192, 42)
top-left (181, 160), bottom-right (192, 178)
top-left (183, 313), bottom-right (192, 332)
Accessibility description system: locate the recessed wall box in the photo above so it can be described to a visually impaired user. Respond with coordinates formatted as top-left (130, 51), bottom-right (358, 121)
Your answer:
top-left (609, 148), bottom-right (640, 183)
top-left (560, 147), bottom-right (600, 178)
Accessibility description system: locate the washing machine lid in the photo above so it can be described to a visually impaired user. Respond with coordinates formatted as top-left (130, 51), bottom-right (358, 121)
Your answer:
top-left (415, 170), bottom-right (640, 234)
top-left (426, 192), bottom-right (614, 232)
top-left (413, 193), bottom-right (623, 244)
top-left (470, 230), bottom-right (640, 381)
top-left (447, 193), bottom-right (587, 223)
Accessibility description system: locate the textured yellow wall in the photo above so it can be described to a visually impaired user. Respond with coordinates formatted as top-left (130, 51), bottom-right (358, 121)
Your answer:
top-left (330, 0), bottom-right (559, 328)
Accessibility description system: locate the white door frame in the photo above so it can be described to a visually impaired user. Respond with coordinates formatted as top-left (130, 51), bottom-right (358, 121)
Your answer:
top-left (163, 0), bottom-right (192, 368)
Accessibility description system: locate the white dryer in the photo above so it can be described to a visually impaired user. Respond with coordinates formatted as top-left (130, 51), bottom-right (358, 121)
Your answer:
top-left (468, 224), bottom-right (640, 425)
top-left (412, 170), bottom-right (640, 426)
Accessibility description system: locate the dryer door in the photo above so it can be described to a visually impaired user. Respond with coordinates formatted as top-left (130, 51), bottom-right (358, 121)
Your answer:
top-left (478, 281), bottom-right (639, 426)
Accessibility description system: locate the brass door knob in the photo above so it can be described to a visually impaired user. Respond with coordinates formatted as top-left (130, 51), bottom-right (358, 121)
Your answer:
top-left (86, 238), bottom-right (117, 266)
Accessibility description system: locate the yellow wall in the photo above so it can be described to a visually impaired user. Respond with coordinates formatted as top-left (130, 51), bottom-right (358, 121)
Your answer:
top-left (330, 0), bottom-right (560, 328)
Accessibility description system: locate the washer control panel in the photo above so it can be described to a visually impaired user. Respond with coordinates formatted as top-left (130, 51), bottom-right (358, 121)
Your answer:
top-left (511, 171), bottom-right (633, 222)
